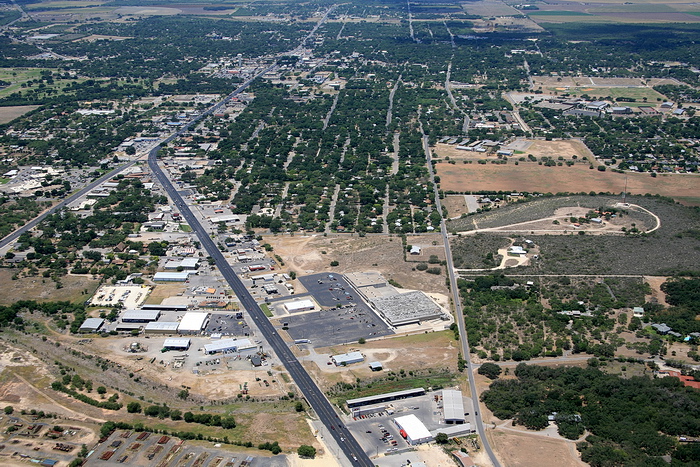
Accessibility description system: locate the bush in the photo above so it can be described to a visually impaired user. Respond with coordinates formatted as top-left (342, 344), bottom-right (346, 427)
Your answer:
top-left (416, 263), bottom-right (428, 271)
top-left (330, 260), bottom-right (339, 267)
top-left (426, 267), bottom-right (442, 275)
top-left (126, 402), bottom-right (141, 413)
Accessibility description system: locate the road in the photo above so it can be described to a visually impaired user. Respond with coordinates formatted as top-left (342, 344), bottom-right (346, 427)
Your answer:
top-left (423, 134), bottom-right (502, 467)
top-left (0, 161), bottom-right (137, 251)
top-left (149, 144), bottom-right (371, 466)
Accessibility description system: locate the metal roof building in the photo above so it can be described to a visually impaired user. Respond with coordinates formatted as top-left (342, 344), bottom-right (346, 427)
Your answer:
top-left (78, 318), bottom-right (105, 332)
top-left (78, 318), bottom-right (104, 333)
top-left (347, 387), bottom-right (426, 408)
top-left (122, 310), bottom-right (161, 322)
top-left (180, 258), bottom-right (199, 269)
top-left (203, 338), bottom-right (255, 354)
top-left (442, 389), bottom-right (466, 424)
top-left (430, 423), bottom-right (472, 438)
top-left (142, 304), bottom-right (188, 312)
top-left (144, 322), bottom-right (179, 334)
top-left (153, 271), bottom-right (193, 282)
top-left (332, 351), bottom-right (364, 366)
top-left (369, 291), bottom-right (446, 326)
top-left (395, 414), bottom-right (433, 445)
top-left (178, 312), bottom-right (209, 334)
top-left (163, 338), bottom-right (191, 350)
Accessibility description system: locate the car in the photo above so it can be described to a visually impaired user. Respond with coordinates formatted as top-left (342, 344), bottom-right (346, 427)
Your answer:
top-left (366, 430), bottom-right (372, 433)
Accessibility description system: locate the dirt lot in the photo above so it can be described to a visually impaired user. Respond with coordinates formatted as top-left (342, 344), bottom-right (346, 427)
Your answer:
top-left (264, 234), bottom-right (449, 296)
top-left (0, 270), bottom-right (100, 306)
top-left (0, 105), bottom-right (41, 124)
top-left (435, 141), bottom-right (700, 205)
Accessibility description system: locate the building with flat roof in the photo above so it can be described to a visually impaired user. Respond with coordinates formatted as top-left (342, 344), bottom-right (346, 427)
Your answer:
top-left (145, 322), bottom-right (179, 334)
top-left (178, 312), bottom-right (209, 334)
top-left (394, 414), bottom-right (433, 445)
top-left (122, 310), bottom-right (161, 323)
top-left (430, 423), bottom-right (472, 438)
top-left (331, 351), bottom-right (364, 366)
top-left (153, 272), bottom-right (193, 282)
top-left (347, 387), bottom-right (426, 408)
top-left (442, 389), bottom-right (466, 424)
top-left (163, 338), bottom-right (191, 350)
top-left (180, 258), bottom-right (199, 269)
top-left (284, 299), bottom-right (315, 313)
top-left (203, 338), bottom-right (255, 354)
top-left (141, 304), bottom-right (188, 312)
top-left (369, 291), bottom-right (446, 326)
top-left (78, 318), bottom-right (104, 333)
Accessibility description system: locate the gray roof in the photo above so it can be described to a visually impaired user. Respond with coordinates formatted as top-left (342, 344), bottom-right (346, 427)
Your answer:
top-left (79, 318), bottom-right (104, 332)
top-left (442, 389), bottom-right (465, 422)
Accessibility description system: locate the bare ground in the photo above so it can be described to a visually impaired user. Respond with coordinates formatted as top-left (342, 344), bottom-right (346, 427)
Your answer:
top-left (0, 270), bottom-right (100, 306)
top-left (264, 234), bottom-right (449, 296)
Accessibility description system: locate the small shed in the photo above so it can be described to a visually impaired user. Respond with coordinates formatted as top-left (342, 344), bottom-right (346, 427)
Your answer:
top-left (79, 318), bottom-right (104, 333)
top-left (369, 361), bottom-right (383, 371)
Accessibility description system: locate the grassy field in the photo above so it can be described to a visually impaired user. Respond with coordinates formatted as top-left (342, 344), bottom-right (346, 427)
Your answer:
top-left (0, 270), bottom-right (99, 305)
top-left (449, 195), bottom-right (700, 276)
top-left (545, 86), bottom-right (667, 104)
top-left (0, 105), bottom-right (41, 124)
top-left (436, 159), bottom-right (700, 205)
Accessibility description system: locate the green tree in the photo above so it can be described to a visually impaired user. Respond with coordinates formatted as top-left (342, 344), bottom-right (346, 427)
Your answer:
top-left (3, 406), bottom-right (13, 415)
top-left (478, 362), bottom-right (502, 380)
top-left (435, 432), bottom-right (449, 444)
top-left (126, 402), bottom-right (141, 413)
top-left (297, 445), bottom-right (316, 458)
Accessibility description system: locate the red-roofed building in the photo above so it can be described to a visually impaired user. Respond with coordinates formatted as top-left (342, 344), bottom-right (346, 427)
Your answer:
top-left (660, 370), bottom-right (700, 390)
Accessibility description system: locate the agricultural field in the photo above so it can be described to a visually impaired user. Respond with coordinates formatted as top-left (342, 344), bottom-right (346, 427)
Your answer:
top-left (0, 105), bottom-right (41, 124)
top-left (435, 142), bottom-right (700, 205)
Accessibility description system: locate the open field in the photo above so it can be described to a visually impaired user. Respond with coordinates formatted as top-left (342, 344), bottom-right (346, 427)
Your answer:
top-left (540, 86), bottom-right (666, 103)
top-left (264, 234), bottom-right (449, 296)
top-left (0, 105), bottom-right (41, 124)
top-left (435, 141), bottom-right (700, 205)
top-left (0, 270), bottom-right (99, 306)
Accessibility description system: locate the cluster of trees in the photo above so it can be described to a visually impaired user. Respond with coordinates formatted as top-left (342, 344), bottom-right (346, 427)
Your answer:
top-left (482, 362), bottom-right (700, 465)
top-left (128, 403), bottom-right (237, 429)
top-left (51, 380), bottom-right (121, 411)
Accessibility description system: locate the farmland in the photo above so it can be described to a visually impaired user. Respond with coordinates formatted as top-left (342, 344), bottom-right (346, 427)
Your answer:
top-left (435, 144), bottom-right (700, 206)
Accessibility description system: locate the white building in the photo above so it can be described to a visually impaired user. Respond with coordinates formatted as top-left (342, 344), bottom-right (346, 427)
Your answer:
top-left (284, 299), bottom-right (315, 313)
top-left (394, 414), bottom-right (433, 445)
top-left (178, 312), bottom-right (209, 334)
top-left (153, 271), bottom-right (194, 282)
top-left (442, 389), bottom-right (466, 424)
top-left (332, 351), bottom-right (364, 366)
top-left (203, 338), bottom-right (255, 354)
top-left (163, 338), bottom-right (191, 351)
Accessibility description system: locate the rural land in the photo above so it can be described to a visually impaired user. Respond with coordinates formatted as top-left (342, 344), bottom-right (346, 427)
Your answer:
top-left (0, 0), bottom-right (699, 467)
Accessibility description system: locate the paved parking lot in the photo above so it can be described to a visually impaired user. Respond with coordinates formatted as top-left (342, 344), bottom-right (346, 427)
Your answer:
top-left (280, 304), bottom-right (393, 347)
top-left (204, 311), bottom-right (252, 338)
top-left (298, 273), bottom-right (359, 307)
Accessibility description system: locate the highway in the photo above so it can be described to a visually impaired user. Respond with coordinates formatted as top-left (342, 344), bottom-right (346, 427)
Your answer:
top-left (424, 135), bottom-right (502, 467)
top-left (0, 161), bottom-right (137, 251)
top-left (148, 144), bottom-right (371, 466)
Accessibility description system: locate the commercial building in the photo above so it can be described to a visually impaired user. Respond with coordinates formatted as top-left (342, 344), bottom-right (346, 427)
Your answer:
top-left (284, 299), bottom-right (315, 313)
top-left (442, 389), bottom-right (466, 424)
top-left (331, 351), bottom-right (364, 366)
top-left (347, 387), bottom-right (426, 409)
top-left (141, 304), bottom-right (188, 312)
top-left (394, 414), bottom-right (433, 445)
top-left (163, 338), bottom-right (191, 351)
top-left (369, 291), bottom-right (446, 326)
top-left (178, 312), bottom-right (209, 334)
top-left (122, 310), bottom-right (161, 323)
top-left (78, 318), bottom-right (104, 333)
top-left (430, 423), bottom-right (472, 438)
top-left (203, 338), bottom-right (255, 354)
top-left (153, 272), bottom-right (194, 282)
top-left (144, 322), bottom-right (179, 334)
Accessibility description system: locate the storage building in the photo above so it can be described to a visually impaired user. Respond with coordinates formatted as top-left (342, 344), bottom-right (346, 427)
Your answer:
top-left (442, 389), bottom-right (466, 424)
top-left (332, 351), bottom-right (364, 366)
top-left (153, 272), bottom-right (193, 282)
top-left (163, 338), bottom-right (191, 351)
top-left (347, 387), bottom-right (426, 408)
top-left (394, 414), bottom-right (433, 445)
top-left (180, 258), bottom-right (199, 269)
top-left (145, 322), bottom-right (179, 334)
top-left (122, 310), bottom-right (161, 323)
top-left (78, 318), bottom-right (104, 333)
top-left (178, 312), bottom-right (209, 334)
top-left (203, 338), bottom-right (255, 354)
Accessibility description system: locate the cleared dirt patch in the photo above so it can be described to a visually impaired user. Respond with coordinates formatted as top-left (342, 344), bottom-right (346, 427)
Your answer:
top-left (264, 234), bottom-right (449, 296)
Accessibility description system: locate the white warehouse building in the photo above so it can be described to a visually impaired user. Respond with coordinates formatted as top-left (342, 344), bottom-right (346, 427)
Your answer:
top-left (178, 312), bottom-right (209, 334)
top-left (284, 299), bottom-right (315, 313)
top-left (394, 414), bottom-right (433, 445)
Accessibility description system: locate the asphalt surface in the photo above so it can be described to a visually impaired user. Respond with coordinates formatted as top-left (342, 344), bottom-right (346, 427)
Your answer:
top-left (0, 160), bottom-right (137, 251)
top-left (424, 134), bottom-right (502, 467)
